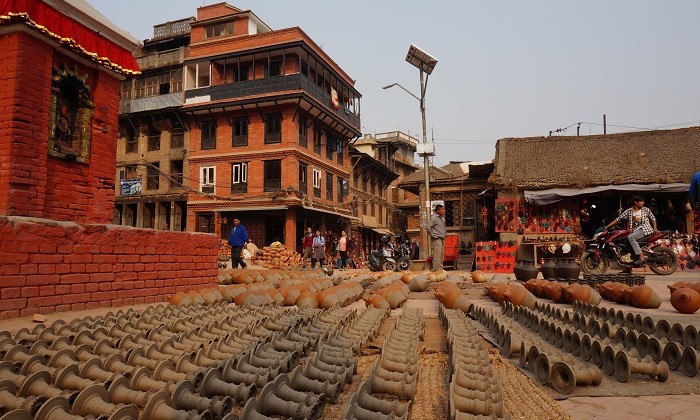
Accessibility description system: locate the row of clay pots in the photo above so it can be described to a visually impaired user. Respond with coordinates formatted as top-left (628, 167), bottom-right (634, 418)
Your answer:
top-left (582, 273), bottom-right (646, 286)
top-left (434, 282), bottom-right (473, 312)
top-left (523, 279), bottom-right (602, 306)
top-left (573, 301), bottom-right (698, 350)
top-left (505, 302), bottom-right (671, 383)
top-left (440, 305), bottom-right (508, 418)
top-left (314, 281), bottom-right (365, 309)
top-left (485, 283), bottom-right (537, 310)
top-left (0, 302), bottom-right (358, 417)
top-left (351, 307), bottom-right (422, 417)
top-left (218, 268), bottom-right (330, 286)
top-left (595, 283), bottom-right (662, 309)
top-left (364, 280), bottom-right (410, 310)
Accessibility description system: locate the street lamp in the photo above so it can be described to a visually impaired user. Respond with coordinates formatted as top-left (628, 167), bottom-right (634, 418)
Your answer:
top-left (383, 44), bottom-right (438, 258)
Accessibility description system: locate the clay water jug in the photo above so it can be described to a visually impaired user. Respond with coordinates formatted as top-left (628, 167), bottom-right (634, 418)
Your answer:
top-left (486, 283), bottom-right (509, 304)
top-left (670, 288), bottom-right (700, 314)
top-left (541, 257), bottom-right (557, 280)
top-left (667, 281), bottom-right (691, 294)
top-left (513, 260), bottom-right (525, 281)
top-left (555, 257), bottom-right (581, 280)
top-left (521, 261), bottom-right (540, 282)
top-left (565, 284), bottom-right (601, 306)
top-left (546, 282), bottom-right (568, 303)
top-left (625, 285), bottom-right (661, 309)
top-left (502, 285), bottom-right (537, 309)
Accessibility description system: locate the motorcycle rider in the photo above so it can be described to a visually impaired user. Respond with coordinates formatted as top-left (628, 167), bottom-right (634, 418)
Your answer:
top-left (605, 196), bottom-right (658, 265)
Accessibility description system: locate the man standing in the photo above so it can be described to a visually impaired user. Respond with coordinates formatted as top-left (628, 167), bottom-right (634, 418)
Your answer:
top-left (311, 230), bottom-right (326, 268)
top-left (302, 227), bottom-right (314, 268)
top-left (228, 218), bottom-right (249, 269)
top-left (605, 196), bottom-right (657, 265)
top-left (428, 204), bottom-right (447, 271)
top-left (690, 171), bottom-right (700, 209)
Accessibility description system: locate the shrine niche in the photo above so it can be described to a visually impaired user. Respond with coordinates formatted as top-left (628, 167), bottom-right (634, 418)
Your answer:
top-left (47, 64), bottom-right (94, 162)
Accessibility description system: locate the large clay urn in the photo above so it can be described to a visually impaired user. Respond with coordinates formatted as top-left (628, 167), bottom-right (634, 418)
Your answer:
top-left (565, 284), bottom-right (601, 306)
top-left (520, 261), bottom-right (540, 282)
top-left (554, 257), bottom-right (581, 280)
top-left (625, 285), bottom-right (661, 309)
top-left (540, 257), bottom-right (557, 280)
top-left (502, 285), bottom-right (537, 309)
top-left (513, 260), bottom-right (525, 281)
top-left (486, 283), bottom-right (509, 304)
top-left (545, 282), bottom-right (568, 303)
top-left (670, 288), bottom-right (700, 314)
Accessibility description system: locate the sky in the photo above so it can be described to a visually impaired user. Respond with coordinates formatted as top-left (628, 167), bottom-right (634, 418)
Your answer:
top-left (91, 0), bottom-right (700, 166)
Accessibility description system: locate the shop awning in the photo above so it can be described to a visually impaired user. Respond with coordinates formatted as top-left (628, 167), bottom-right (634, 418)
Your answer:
top-left (372, 228), bottom-right (393, 236)
top-left (524, 183), bottom-right (690, 205)
top-left (302, 206), bottom-right (360, 221)
top-left (214, 206), bottom-right (288, 212)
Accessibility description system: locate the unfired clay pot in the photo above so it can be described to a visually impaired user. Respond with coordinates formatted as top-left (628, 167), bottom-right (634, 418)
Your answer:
top-left (670, 287), bottom-right (700, 314)
top-left (625, 285), bottom-right (661, 309)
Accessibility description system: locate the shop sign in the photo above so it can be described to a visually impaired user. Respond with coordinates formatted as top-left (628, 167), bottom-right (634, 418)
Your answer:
top-left (120, 179), bottom-right (142, 196)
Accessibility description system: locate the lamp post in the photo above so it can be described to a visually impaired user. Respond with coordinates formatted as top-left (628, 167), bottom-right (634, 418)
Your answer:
top-left (383, 44), bottom-right (438, 258)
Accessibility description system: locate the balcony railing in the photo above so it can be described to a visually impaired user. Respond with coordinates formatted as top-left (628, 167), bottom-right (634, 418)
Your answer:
top-left (185, 73), bottom-right (361, 131)
top-left (136, 47), bottom-right (186, 71)
top-left (152, 18), bottom-right (193, 40)
top-left (120, 92), bottom-right (183, 114)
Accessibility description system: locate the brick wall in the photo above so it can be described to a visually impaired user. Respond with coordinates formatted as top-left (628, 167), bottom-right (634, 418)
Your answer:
top-left (0, 31), bottom-right (121, 225)
top-left (0, 216), bottom-right (218, 319)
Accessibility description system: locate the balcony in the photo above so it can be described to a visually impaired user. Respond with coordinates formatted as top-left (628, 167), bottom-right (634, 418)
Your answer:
top-left (152, 18), bottom-right (193, 40)
top-left (185, 73), bottom-right (361, 132)
top-left (120, 92), bottom-right (183, 114)
top-left (136, 47), bottom-right (186, 71)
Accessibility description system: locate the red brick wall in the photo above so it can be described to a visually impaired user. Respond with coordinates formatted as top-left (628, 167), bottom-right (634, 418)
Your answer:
top-left (0, 216), bottom-right (218, 319)
top-left (0, 31), bottom-right (120, 225)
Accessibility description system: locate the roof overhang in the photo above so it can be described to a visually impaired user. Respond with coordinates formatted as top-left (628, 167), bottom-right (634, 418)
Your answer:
top-left (302, 206), bottom-right (359, 221)
top-left (214, 206), bottom-right (288, 212)
top-left (524, 183), bottom-right (690, 205)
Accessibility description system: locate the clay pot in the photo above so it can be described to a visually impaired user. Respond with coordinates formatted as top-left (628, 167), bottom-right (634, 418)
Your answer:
top-left (667, 281), bottom-right (691, 294)
top-left (545, 282), bottom-right (568, 303)
top-left (625, 285), bottom-right (661, 309)
top-left (470, 271), bottom-right (488, 283)
top-left (502, 285), bottom-right (537, 309)
top-left (520, 261), bottom-right (540, 282)
top-left (670, 287), bottom-right (700, 314)
top-left (554, 257), bottom-right (580, 280)
top-left (565, 284), bottom-right (601, 306)
top-left (485, 283), bottom-right (509, 304)
top-left (167, 292), bottom-right (191, 306)
top-left (365, 294), bottom-right (390, 310)
top-left (540, 257), bottom-right (557, 280)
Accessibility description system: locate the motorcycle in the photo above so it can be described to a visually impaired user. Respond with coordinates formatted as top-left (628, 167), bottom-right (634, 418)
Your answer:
top-left (368, 235), bottom-right (397, 271)
top-left (580, 226), bottom-right (678, 275)
top-left (395, 238), bottom-right (413, 272)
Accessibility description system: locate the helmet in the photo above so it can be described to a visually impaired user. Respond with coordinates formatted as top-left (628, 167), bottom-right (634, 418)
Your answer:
top-left (381, 234), bottom-right (391, 243)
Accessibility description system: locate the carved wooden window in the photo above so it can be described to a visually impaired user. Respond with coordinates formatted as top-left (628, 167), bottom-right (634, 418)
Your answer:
top-left (48, 64), bottom-right (94, 163)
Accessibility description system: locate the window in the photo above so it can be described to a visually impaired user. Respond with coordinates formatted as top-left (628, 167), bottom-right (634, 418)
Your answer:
top-left (264, 60), bottom-right (282, 77)
top-left (201, 120), bottom-right (216, 150)
top-left (232, 65), bottom-right (249, 82)
top-left (134, 78), bottom-right (145, 98)
top-left (379, 206), bottom-right (383, 225)
top-left (231, 162), bottom-right (248, 194)
top-left (265, 113), bottom-right (281, 144)
top-left (125, 127), bottom-right (138, 153)
top-left (232, 119), bottom-right (248, 147)
top-left (337, 178), bottom-right (345, 203)
top-left (170, 160), bottom-right (183, 187)
top-left (312, 168), bottom-right (322, 198)
top-left (298, 115), bottom-right (307, 148)
top-left (189, 62), bottom-right (210, 88)
top-left (121, 80), bottom-right (132, 100)
top-left (264, 160), bottom-right (281, 192)
top-left (125, 165), bottom-right (137, 179)
top-left (325, 133), bottom-right (334, 160)
top-left (171, 131), bottom-right (184, 149)
top-left (336, 139), bottom-right (344, 164)
top-left (371, 203), bottom-right (375, 217)
top-left (299, 162), bottom-right (308, 194)
top-left (362, 200), bottom-right (367, 215)
top-left (370, 179), bottom-right (376, 196)
top-left (170, 69), bottom-right (183, 93)
top-left (301, 61), bottom-right (308, 76)
top-left (147, 127), bottom-right (160, 151)
top-left (326, 172), bottom-right (333, 200)
top-left (200, 166), bottom-right (215, 194)
top-left (205, 21), bottom-right (233, 38)
top-left (392, 187), bottom-right (399, 202)
top-left (445, 200), bottom-right (457, 227)
top-left (313, 125), bottom-right (322, 154)
top-left (147, 163), bottom-right (160, 190)
top-left (145, 76), bottom-right (158, 97)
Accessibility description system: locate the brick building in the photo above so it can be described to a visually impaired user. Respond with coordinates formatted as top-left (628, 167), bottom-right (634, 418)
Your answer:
top-left (181, 3), bottom-right (362, 251)
top-left (349, 132), bottom-right (419, 258)
top-left (114, 17), bottom-right (194, 231)
top-left (0, 0), bottom-right (217, 319)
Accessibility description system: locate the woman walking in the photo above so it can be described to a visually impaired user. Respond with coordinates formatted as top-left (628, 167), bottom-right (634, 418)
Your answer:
top-left (311, 230), bottom-right (326, 268)
top-left (337, 230), bottom-right (349, 269)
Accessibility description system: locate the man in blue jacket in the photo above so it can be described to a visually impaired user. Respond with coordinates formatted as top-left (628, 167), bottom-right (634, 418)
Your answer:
top-left (228, 218), bottom-right (249, 269)
top-left (690, 171), bottom-right (700, 209)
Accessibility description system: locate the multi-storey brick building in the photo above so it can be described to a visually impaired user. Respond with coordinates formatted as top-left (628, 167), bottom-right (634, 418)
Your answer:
top-left (114, 17), bottom-right (194, 230)
top-left (349, 132), bottom-right (419, 258)
top-left (181, 3), bottom-right (361, 250)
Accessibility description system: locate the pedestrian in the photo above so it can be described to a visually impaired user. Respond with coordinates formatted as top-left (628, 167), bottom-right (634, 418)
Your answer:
top-left (337, 230), bottom-right (349, 269)
top-left (411, 240), bottom-right (420, 260)
top-left (311, 230), bottom-right (325, 268)
top-left (228, 218), bottom-right (249, 269)
top-left (301, 227), bottom-right (314, 267)
top-left (428, 204), bottom-right (447, 271)
top-left (690, 171), bottom-right (700, 209)
top-left (605, 196), bottom-right (657, 265)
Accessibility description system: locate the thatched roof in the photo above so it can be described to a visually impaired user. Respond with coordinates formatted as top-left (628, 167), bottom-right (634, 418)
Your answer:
top-left (490, 126), bottom-right (700, 189)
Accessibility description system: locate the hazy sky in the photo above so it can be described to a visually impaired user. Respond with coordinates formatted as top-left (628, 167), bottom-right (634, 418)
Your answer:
top-left (91, 0), bottom-right (700, 166)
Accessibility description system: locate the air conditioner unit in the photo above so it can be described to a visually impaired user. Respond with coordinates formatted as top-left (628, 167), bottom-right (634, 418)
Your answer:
top-left (201, 185), bottom-right (214, 194)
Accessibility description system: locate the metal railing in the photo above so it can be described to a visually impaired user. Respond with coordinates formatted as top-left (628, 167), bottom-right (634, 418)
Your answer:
top-left (185, 73), bottom-right (361, 131)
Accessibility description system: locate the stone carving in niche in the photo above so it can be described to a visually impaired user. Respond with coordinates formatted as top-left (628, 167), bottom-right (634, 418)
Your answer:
top-left (47, 64), bottom-right (94, 163)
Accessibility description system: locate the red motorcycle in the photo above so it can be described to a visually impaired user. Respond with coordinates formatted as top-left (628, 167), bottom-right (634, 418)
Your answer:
top-left (580, 227), bottom-right (678, 275)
